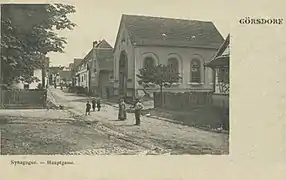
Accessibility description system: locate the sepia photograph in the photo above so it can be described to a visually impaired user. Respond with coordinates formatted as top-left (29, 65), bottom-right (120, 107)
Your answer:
top-left (0, 3), bottom-right (229, 155)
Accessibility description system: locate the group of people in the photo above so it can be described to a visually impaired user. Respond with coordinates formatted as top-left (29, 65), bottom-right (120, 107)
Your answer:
top-left (85, 98), bottom-right (101, 115)
top-left (86, 97), bottom-right (144, 125)
top-left (118, 98), bottom-right (144, 125)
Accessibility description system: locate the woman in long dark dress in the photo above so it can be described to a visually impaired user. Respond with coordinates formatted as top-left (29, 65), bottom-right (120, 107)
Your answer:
top-left (118, 99), bottom-right (127, 120)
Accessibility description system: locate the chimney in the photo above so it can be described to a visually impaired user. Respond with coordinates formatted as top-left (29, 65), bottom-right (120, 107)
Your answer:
top-left (93, 41), bottom-right (98, 48)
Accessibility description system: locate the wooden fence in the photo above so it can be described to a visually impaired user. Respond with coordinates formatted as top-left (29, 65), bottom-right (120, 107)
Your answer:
top-left (153, 92), bottom-right (229, 130)
top-left (154, 92), bottom-right (212, 111)
top-left (0, 89), bottom-right (47, 109)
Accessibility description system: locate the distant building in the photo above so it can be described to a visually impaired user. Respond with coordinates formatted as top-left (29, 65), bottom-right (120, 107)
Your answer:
top-left (71, 58), bottom-right (83, 87)
top-left (49, 66), bottom-right (63, 87)
top-left (12, 56), bottom-right (49, 89)
top-left (49, 65), bottom-right (72, 87)
top-left (74, 40), bottom-right (114, 98)
top-left (74, 56), bottom-right (90, 92)
top-left (113, 14), bottom-right (224, 98)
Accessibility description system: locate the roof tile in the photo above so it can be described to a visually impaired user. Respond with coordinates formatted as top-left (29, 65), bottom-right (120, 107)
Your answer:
top-left (122, 14), bottom-right (224, 48)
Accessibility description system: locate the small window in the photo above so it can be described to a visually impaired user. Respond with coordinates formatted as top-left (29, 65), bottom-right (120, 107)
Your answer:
top-left (24, 84), bottom-right (29, 89)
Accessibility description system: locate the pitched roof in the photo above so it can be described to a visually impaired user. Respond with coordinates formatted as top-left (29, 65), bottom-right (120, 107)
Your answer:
top-left (206, 34), bottom-right (230, 67)
top-left (120, 14), bottom-right (224, 48)
top-left (96, 39), bottom-right (112, 48)
top-left (78, 40), bottom-right (113, 69)
top-left (75, 40), bottom-right (114, 71)
top-left (73, 58), bottom-right (83, 69)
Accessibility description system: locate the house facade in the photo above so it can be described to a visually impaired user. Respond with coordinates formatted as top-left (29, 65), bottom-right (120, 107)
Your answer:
top-left (12, 68), bottom-right (48, 89)
top-left (91, 40), bottom-right (114, 98)
top-left (113, 14), bottom-right (224, 98)
top-left (75, 58), bottom-right (90, 92)
top-left (12, 56), bottom-right (49, 89)
top-left (206, 34), bottom-right (230, 109)
top-left (71, 58), bottom-right (83, 87)
top-left (74, 40), bottom-right (114, 97)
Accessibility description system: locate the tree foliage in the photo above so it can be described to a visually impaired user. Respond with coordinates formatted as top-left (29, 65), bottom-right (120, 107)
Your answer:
top-left (137, 64), bottom-right (182, 89)
top-left (1, 4), bottom-right (76, 85)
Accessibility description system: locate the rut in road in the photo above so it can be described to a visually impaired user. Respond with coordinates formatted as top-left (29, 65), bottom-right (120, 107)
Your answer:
top-left (48, 89), bottom-right (229, 155)
top-left (48, 89), bottom-right (170, 155)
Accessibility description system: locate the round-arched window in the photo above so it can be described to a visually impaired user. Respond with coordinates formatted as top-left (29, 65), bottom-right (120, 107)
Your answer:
top-left (168, 57), bottom-right (179, 73)
top-left (190, 59), bottom-right (201, 83)
top-left (144, 57), bottom-right (155, 69)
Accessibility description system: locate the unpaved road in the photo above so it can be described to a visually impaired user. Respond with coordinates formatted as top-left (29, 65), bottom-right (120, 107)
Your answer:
top-left (47, 88), bottom-right (229, 155)
top-left (0, 88), bottom-right (228, 155)
top-left (0, 110), bottom-right (161, 155)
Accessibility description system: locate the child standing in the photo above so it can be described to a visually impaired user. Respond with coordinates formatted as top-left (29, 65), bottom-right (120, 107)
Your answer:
top-left (96, 98), bottom-right (101, 111)
top-left (86, 101), bottom-right (91, 115)
top-left (92, 98), bottom-right (96, 112)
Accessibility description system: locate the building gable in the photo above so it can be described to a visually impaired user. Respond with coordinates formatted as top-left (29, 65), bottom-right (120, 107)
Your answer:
top-left (206, 34), bottom-right (230, 67)
top-left (113, 16), bottom-right (134, 53)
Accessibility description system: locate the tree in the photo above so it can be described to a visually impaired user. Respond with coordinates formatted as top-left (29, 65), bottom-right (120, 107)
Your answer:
top-left (137, 64), bottom-right (182, 106)
top-left (1, 4), bottom-right (76, 85)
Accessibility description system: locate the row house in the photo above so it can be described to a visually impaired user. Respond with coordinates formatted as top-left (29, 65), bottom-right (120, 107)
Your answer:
top-left (74, 56), bottom-right (90, 92)
top-left (71, 58), bottom-right (83, 87)
top-left (73, 40), bottom-right (114, 98)
top-left (113, 14), bottom-right (225, 98)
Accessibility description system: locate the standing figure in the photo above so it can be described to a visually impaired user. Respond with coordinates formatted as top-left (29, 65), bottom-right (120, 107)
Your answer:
top-left (91, 98), bottom-right (96, 112)
top-left (86, 101), bottom-right (91, 115)
top-left (134, 98), bottom-right (144, 125)
top-left (118, 99), bottom-right (127, 121)
top-left (96, 98), bottom-right (101, 111)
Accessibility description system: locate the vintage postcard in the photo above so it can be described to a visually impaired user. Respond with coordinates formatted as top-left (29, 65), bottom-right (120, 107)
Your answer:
top-left (0, 2), bottom-right (229, 156)
top-left (0, 0), bottom-right (285, 180)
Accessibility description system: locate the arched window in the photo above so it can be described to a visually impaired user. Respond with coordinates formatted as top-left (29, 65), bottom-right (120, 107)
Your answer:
top-left (168, 58), bottom-right (179, 73)
top-left (190, 59), bottom-right (201, 83)
top-left (144, 57), bottom-right (155, 69)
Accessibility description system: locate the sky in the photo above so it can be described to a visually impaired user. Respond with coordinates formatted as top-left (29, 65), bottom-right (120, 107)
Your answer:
top-left (47, 0), bottom-right (230, 67)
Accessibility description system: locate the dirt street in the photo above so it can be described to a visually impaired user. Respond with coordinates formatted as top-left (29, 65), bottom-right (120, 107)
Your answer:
top-left (0, 110), bottom-right (153, 155)
top-left (46, 89), bottom-right (229, 155)
top-left (0, 88), bottom-right (228, 155)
